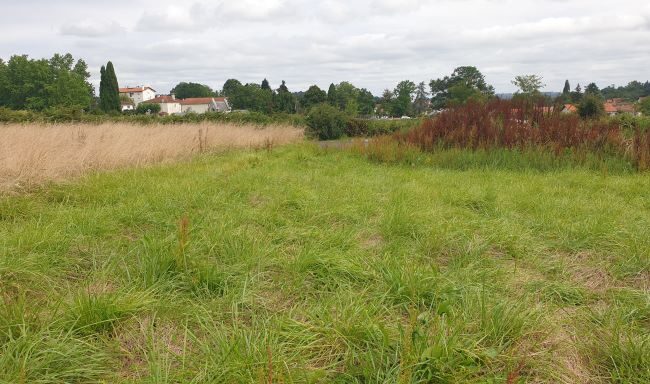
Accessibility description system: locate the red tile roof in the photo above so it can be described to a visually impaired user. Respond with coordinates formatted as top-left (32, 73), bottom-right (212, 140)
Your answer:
top-left (119, 86), bottom-right (156, 93)
top-left (179, 97), bottom-right (227, 105)
top-left (148, 95), bottom-right (178, 104)
top-left (563, 104), bottom-right (577, 113)
top-left (604, 102), bottom-right (617, 113)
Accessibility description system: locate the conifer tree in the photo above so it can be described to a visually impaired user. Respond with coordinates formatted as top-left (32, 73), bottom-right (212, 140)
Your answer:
top-left (100, 61), bottom-right (120, 112)
top-left (261, 78), bottom-right (271, 91)
top-left (99, 65), bottom-right (108, 112)
top-left (327, 83), bottom-right (337, 106)
top-left (563, 80), bottom-right (571, 95)
top-left (105, 61), bottom-right (120, 112)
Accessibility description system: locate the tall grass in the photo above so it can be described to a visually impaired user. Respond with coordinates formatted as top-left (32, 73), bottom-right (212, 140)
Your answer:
top-left (0, 122), bottom-right (303, 191)
top-left (401, 100), bottom-right (650, 170)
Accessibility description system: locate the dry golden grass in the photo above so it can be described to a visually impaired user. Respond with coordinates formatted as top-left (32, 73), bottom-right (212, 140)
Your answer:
top-left (0, 122), bottom-right (303, 191)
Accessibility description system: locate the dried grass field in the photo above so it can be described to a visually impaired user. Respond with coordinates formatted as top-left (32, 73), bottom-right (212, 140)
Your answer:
top-left (0, 122), bottom-right (304, 191)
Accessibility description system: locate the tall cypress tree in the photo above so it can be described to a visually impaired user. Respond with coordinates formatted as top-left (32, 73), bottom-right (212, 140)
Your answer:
top-left (99, 65), bottom-right (108, 112)
top-left (562, 80), bottom-right (571, 95)
top-left (105, 61), bottom-right (120, 112)
top-left (327, 83), bottom-right (337, 106)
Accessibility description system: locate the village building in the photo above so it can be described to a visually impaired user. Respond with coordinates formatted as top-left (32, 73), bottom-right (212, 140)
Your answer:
top-left (147, 95), bottom-right (182, 115)
top-left (604, 98), bottom-right (637, 116)
top-left (180, 97), bottom-right (231, 114)
top-left (561, 104), bottom-right (578, 114)
top-left (119, 86), bottom-right (156, 108)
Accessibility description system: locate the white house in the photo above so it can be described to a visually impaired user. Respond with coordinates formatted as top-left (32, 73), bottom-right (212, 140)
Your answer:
top-left (119, 86), bottom-right (156, 107)
top-left (180, 97), bottom-right (231, 114)
top-left (148, 95), bottom-right (182, 115)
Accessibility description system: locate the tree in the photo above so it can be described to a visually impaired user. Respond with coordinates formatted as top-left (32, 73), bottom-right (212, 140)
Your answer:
top-left (378, 89), bottom-right (395, 116)
top-left (222, 79), bottom-right (243, 98)
top-left (261, 78), bottom-right (271, 91)
top-left (0, 53), bottom-right (93, 111)
top-left (512, 74), bottom-right (545, 95)
top-left (578, 94), bottom-right (604, 119)
top-left (430, 66), bottom-right (494, 108)
top-left (585, 82), bottom-right (600, 97)
top-left (305, 103), bottom-right (347, 140)
top-left (393, 80), bottom-right (416, 117)
top-left (332, 82), bottom-right (359, 115)
top-left (571, 84), bottom-right (583, 103)
top-left (562, 80), bottom-right (571, 95)
top-left (413, 81), bottom-right (430, 115)
top-left (302, 85), bottom-right (327, 110)
top-left (274, 80), bottom-right (296, 113)
top-left (170, 82), bottom-right (214, 99)
top-left (356, 88), bottom-right (375, 117)
top-left (327, 83), bottom-right (337, 106)
top-left (99, 61), bottom-right (120, 113)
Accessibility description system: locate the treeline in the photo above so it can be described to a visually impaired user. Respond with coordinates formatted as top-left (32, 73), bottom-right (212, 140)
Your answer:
top-left (0, 54), bottom-right (94, 110)
top-left (2, 53), bottom-right (649, 120)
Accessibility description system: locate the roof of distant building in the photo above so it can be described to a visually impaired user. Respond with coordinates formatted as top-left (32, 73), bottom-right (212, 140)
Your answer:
top-left (119, 86), bottom-right (156, 93)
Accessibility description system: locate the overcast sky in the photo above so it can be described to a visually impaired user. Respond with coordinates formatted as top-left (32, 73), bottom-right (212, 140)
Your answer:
top-left (1, 0), bottom-right (649, 95)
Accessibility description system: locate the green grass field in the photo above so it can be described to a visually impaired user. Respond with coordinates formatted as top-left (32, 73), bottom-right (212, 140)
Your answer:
top-left (1, 144), bottom-right (649, 383)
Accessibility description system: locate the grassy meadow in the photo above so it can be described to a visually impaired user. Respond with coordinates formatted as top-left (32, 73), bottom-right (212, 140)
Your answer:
top-left (1, 141), bottom-right (649, 383)
top-left (0, 122), bottom-right (303, 192)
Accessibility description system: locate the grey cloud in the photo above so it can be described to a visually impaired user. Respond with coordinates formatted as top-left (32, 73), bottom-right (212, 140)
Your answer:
top-left (60, 21), bottom-right (125, 37)
top-left (2, 0), bottom-right (648, 95)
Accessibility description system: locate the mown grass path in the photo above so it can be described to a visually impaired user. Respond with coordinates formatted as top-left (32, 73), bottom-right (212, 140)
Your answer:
top-left (1, 144), bottom-right (648, 383)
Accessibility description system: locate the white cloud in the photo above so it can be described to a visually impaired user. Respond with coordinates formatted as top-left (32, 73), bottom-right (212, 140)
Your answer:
top-left (2, 0), bottom-right (649, 94)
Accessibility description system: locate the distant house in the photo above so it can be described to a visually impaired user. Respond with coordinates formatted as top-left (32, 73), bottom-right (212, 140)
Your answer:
top-left (604, 98), bottom-right (637, 116)
top-left (119, 86), bottom-right (156, 107)
top-left (561, 104), bottom-right (577, 114)
top-left (180, 97), bottom-right (231, 114)
top-left (148, 95), bottom-right (182, 115)
top-left (120, 98), bottom-right (135, 112)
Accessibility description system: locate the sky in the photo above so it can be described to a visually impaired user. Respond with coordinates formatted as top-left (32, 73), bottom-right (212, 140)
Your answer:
top-left (1, 0), bottom-right (649, 95)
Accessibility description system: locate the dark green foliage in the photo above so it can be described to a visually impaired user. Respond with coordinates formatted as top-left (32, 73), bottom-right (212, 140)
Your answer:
top-left (602, 81), bottom-right (650, 101)
top-left (222, 79), bottom-right (243, 98)
top-left (345, 118), bottom-right (421, 137)
top-left (301, 85), bottom-right (327, 110)
top-left (99, 61), bottom-right (120, 113)
top-left (327, 83), bottom-right (337, 106)
top-left (579, 94), bottom-right (605, 119)
top-left (430, 66), bottom-right (495, 109)
top-left (563, 80), bottom-right (571, 95)
top-left (261, 78), bottom-right (271, 90)
top-left (170, 82), bottom-right (214, 99)
top-left (0, 53), bottom-right (93, 111)
top-left (274, 80), bottom-right (296, 114)
top-left (357, 88), bottom-right (376, 117)
top-left (135, 103), bottom-right (161, 115)
top-left (413, 82), bottom-right (430, 115)
top-left (585, 82), bottom-right (601, 97)
top-left (306, 103), bottom-right (347, 140)
top-left (392, 80), bottom-right (416, 117)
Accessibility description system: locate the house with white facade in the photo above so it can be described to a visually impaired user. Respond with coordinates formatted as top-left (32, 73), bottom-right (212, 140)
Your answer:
top-left (119, 86), bottom-right (156, 107)
top-left (180, 97), bottom-right (231, 114)
top-left (147, 95), bottom-right (182, 115)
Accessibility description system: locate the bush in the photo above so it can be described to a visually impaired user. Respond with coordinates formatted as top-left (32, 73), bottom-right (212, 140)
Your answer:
top-left (135, 103), bottom-right (161, 115)
top-left (578, 95), bottom-right (605, 119)
top-left (305, 104), bottom-right (348, 140)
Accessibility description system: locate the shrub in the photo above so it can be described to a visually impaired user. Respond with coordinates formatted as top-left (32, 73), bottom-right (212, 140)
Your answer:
top-left (401, 99), bottom-right (650, 170)
top-left (135, 103), bottom-right (161, 115)
top-left (305, 103), bottom-right (348, 140)
top-left (579, 95), bottom-right (605, 119)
